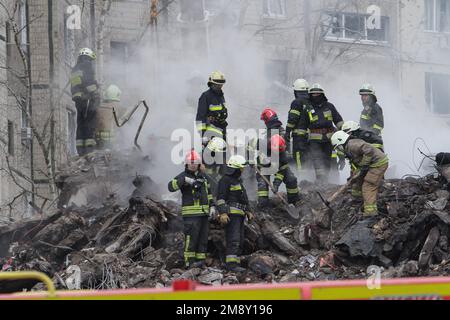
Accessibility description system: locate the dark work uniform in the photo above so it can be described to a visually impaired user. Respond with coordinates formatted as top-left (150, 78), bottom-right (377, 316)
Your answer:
top-left (168, 169), bottom-right (214, 267)
top-left (70, 56), bottom-right (100, 155)
top-left (216, 168), bottom-right (250, 267)
top-left (360, 97), bottom-right (384, 137)
top-left (196, 87), bottom-right (228, 141)
top-left (297, 94), bottom-right (344, 182)
top-left (350, 129), bottom-right (384, 152)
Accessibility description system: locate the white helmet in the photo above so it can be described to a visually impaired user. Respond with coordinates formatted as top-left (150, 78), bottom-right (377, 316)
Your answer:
top-left (342, 121), bottom-right (361, 133)
top-left (208, 71), bottom-right (226, 85)
top-left (359, 83), bottom-right (376, 96)
top-left (207, 137), bottom-right (227, 153)
top-left (331, 131), bottom-right (350, 147)
top-left (293, 79), bottom-right (310, 91)
top-left (309, 83), bottom-right (325, 94)
top-left (227, 155), bottom-right (247, 169)
top-left (79, 48), bottom-right (96, 60)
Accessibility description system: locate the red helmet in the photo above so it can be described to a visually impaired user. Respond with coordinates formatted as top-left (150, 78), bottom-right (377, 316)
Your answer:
top-left (185, 149), bottom-right (202, 165)
top-left (260, 108), bottom-right (277, 124)
top-left (270, 134), bottom-right (286, 152)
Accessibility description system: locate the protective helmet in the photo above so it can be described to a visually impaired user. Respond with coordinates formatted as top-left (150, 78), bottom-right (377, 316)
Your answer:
top-left (260, 108), bottom-right (277, 124)
top-left (359, 83), bottom-right (376, 96)
top-left (208, 71), bottom-right (226, 85)
top-left (185, 149), bottom-right (202, 165)
top-left (79, 48), bottom-right (96, 60)
top-left (227, 155), bottom-right (247, 169)
top-left (293, 79), bottom-right (310, 91)
top-left (104, 85), bottom-right (121, 102)
top-left (207, 137), bottom-right (227, 153)
top-left (309, 83), bottom-right (324, 94)
top-left (342, 121), bottom-right (361, 133)
top-left (270, 134), bottom-right (286, 152)
top-left (331, 131), bottom-right (350, 147)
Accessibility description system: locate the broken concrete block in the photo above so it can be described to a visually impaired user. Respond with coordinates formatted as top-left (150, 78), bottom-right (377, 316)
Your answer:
top-left (419, 227), bottom-right (440, 270)
top-left (248, 255), bottom-right (276, 276)
top-left (198, 272), bottom-right (223, 285)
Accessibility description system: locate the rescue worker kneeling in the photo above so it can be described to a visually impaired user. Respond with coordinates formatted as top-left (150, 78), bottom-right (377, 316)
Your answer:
top-left (331, 131), bottom-right (389, 217)
top-left (168, 150), bottom-right (216, 269)
top-left (216, 155), bottom-right (253, 273)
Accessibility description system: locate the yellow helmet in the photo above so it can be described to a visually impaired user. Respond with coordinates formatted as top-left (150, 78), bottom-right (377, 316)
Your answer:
top-left (209, 71), bottom-right (226, 85)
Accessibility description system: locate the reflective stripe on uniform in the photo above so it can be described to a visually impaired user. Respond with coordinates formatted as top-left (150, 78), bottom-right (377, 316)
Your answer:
top-left (226, 255), bottom-right (240, 263)
top-left (76, 139), bottom-right (84, 147)
top-left (309, 133), bottom-right (323, 140)
top-left (364, 204), bottom-right (378, 214)
top-left (371, 156), bottom-right (389, 168)
top-left (308, 111), bottom-right (319, 122)
top-left (217, 199), bottom-right (226, 206)
top-left (205, 125), bottom-right (224, 136)
top-left (209, 105), bottom-right (223, 111)
top-left (196, 253), bottom-right (206, 260)
top-left (275, 173), bottom-right (284, 181)
top-left (361, 114), bottom-right (370, 120)
top-left (287, 123), bottom-right (295, 128)
top-left (257, 190), bottom-right (269, 197)
top-left (171, 179), bottom-right (179, 191)
top-left (230, 207), bottom-right (245, 215)
top-left (230, 184), bottom-right (242, 191)
top-left (182, 205), bottom-right (209, 215)
top-left (331, 151), bottom-right (337, 159)
top-left (84, 139), bottom-right (97, 147)
top-left (290, 109), bottom-right (301, 116)
top-left (296, 152), bottom-right (302, 169)
top-left (373, 124), bottom-right (383, 131)
top-left (293, 129), bottom-right (308, 136)
top-left (372, 143), bottom-right (384, 150)
top-left (86, 84), bottom-right (98, 93)
top-left (287, 187), bottom-right (299, 194)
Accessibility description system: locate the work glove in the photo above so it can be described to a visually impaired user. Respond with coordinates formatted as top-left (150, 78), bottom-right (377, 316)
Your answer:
top-left (359, 166), bottom-right (369, 179)
top-left (184, 177), bottom-right (196, 186)
top-left (209, 206), bottom-right (218, 221)
top-left (218, 213), bottom-right (230, 226)
top-left (245, 211), bottom-right (255, 222)
top-left (272, 179), bottom-right (282, 194)
top-left (338, 157), bottom-right (346, 171)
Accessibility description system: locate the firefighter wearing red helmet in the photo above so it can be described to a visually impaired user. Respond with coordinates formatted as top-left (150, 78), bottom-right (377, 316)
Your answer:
top-left (248, 108), bottom-right (301, 208)
top-left (168, 149), bottom-right (216, 269)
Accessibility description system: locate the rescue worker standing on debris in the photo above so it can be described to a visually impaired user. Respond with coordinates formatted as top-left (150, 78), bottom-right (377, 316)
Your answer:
top-left (359, 84), bottom-right (384, 137)
top-left (250, 108), bottom-right (300, 208)
top-left (70, 48), bottom-right (100, 156)
top-left (196, 71), bottom-right (228, 146)
top-left (331, 131), bottom-right (389, 217)
top-left (96, 85), bottom-right (122, 150)
top-left (342, 121), bottom-right (384, 152)
top-left (297, 84), bottom-right (345, 183)
top-left (217, 155), bottom-right (253, 272)
top-left (286, 79), bottom-right (311, 170)
top-left (168, 150), bottom-right (216, 269)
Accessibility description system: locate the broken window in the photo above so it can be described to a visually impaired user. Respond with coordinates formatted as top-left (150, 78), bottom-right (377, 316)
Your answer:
top-left (425, 0), bottom-right (450, 32)
top-left (323, 12), bottom-right (390, 43)
top-left (263, 0), bottom-right (286, 18)
top-left (425, 72), bottom-right (450, 115)
top-left (8, 120), bottom-right (15, 156)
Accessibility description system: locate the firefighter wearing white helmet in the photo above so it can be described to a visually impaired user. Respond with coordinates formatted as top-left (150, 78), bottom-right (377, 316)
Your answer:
top-left (96, 85), bottom-right (123, 150)
top-left (70, 47), bottom-right (100, 156)
top-left (286, 78), bottom-right (311, 170)
top-left (296, 83), bottom-right (345, 182)
top-left (216, 154), bottom-right (252, 273)
top-left (342, 120), bottom-right (384, 151)
top-left (331, 130), bottom-right (389, 218)
top-left (204, 137), bottom-right (228, 195)
top-left (359, 83), bottom-right (384, 137)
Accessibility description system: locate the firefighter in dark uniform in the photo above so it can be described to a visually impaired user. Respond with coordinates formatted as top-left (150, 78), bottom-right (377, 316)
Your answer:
top-left (216, 155), bottom-right (253, 272)
top-left (70, 48), bottom-right (100, 156)
top-left (342, 121), bottom-right (384, 152)
top-left (297, 83), bottom-right (345, 183)
top-left (359, 84), bottom-right (384, 137)
top-left (286, 79), bottom-right (311, 170)
top-left (249, 108), bottom-right (300, 208)
top-left (168, 150), bottom-right (216, 269)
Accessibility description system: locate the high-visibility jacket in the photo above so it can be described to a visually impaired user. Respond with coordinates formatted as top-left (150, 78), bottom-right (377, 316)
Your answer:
top-left (168, 170), bottom-right (214, 217)
top-left (360, 103), bottom-right (384, 136)
top-left (70, 59), bottom-right (99, 101)
top-left (196, 88), bottom-right (228, 137)
top-left (216, 171), bottom-right (249, 216)
top-left (344, 138), bottom-right (389, 169)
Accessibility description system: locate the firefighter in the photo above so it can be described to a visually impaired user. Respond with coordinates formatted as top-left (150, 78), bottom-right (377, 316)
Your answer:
top-left (359, 84), bottom-right (384, 137)
top-left (96, 85), bottom-right (122, 150)
top-left (342, 121), bottom-right (384, 152)
top-left (216, 155), bottom-right (253, 272)
top-left (168, 150), bottom-right (216, 269)
top-left (286, 79), bottom-right (311, 170)
top-left (331, 131), bottom-right (389, 217)
top-left (297, 83), bottom-right (345, 183)
top-left (70, 48), bottom-right (100, 156)
top-left (196, 71), bottom-right (228, 146)
top-left (250, 108), bottom-right (300, 208)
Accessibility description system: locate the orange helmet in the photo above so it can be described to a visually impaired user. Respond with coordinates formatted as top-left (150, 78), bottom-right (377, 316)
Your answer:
top-left (260, 108), bottom-right (277, 124)
top-left (270, 134), bottom-right (286, 152)
top-left (185, 149), bottom-right (202, 165)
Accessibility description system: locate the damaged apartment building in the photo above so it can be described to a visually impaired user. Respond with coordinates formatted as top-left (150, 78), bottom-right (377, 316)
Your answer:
top-left (0, 0), bottom-right (449, 221)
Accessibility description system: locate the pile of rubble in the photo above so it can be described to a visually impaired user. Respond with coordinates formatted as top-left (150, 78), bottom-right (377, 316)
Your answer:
top-left (1, 150), bottom-right (450, 293)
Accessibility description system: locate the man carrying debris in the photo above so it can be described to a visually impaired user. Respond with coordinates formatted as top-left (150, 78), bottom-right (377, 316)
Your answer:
top-left (331, 131), bottom-right (389, 218)
top-left (342, 121), bottom-right (384, 152)
top-left (216, 155), bottom-right (253, 272)
top-left (286, 79), bottom-right (310, 170)
top-left (96, 84), bottom-right (122, 150)
top-left (70, 48), bottom-right (100, 156)
top-left (297, 84), bottom-right (345, 183)
top-left (168, 150), bottom-right (216, 269)
top-left (249, 108), bottom-right (300, 209)
top-left (359, 84), bottom-right (384, 137)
